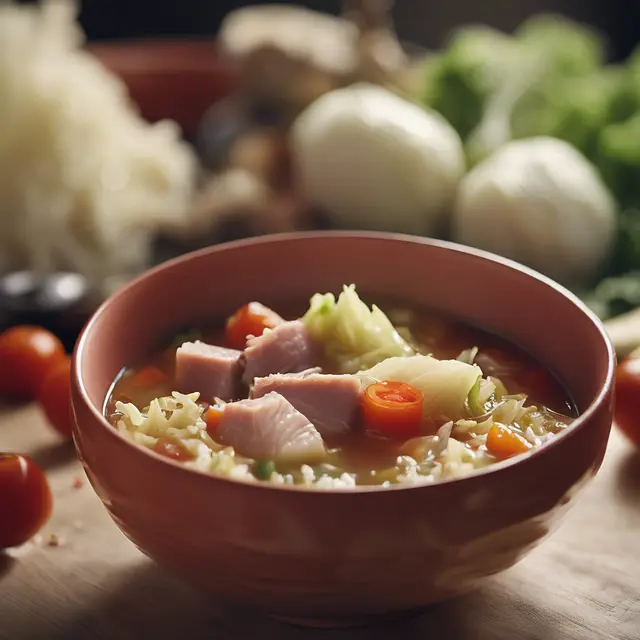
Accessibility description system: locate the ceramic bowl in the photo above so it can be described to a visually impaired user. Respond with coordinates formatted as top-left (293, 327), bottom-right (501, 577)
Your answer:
top-left (71, 232), bottom-right (615, 627)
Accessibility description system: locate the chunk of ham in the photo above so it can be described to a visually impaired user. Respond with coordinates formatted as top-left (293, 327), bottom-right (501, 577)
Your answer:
top-left (175, 341), bottom-right (242, 402)
top-left (242, 320), bottom-right (321, 385)
top-left (216, 392), bottom-right (326, 462)
top-left (251, 372), bottom-right (362, 436)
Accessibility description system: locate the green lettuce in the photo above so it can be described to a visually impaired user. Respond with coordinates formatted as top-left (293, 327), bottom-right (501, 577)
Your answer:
top-left (420, 14), bottom-right (608, 165)
top-left (421, 25), bottom-right (513, 140)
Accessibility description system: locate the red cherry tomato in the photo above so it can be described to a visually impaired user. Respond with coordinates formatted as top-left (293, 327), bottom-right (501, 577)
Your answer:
top-left (225, 302), bottom-right (284, 350)
top-left (615, 356), bottom-right (640, 448)
top-left (0, 453), bottom-right (53, 549)
top-left (0, 326), bottom-right (66, 400)
top-left (38, 357), bottom-right (73, 438)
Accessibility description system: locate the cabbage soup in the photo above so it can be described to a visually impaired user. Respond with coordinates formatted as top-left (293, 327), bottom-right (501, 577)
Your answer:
top-left (105, 286), bottom-right (576, 489)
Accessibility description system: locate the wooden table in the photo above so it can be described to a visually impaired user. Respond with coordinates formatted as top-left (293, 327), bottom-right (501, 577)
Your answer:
top-left (2, 403), bottom-right (640, 640)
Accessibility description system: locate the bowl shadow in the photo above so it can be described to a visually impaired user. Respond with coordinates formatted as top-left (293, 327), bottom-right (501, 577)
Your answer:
top-left (0, 552), bottom-right (15, 581)
top-left (30, 440), bottom-right (77, 471)
top-left (0, 399), bottom-right (29, 415)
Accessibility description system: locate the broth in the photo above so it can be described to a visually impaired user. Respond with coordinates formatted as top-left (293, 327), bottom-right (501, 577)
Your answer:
top-left (106, 300), bottom-right (576, 487)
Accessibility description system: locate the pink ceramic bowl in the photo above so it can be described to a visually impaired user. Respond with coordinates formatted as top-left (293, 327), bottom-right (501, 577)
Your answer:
top-left (71, 232), bottom-right (615, 627)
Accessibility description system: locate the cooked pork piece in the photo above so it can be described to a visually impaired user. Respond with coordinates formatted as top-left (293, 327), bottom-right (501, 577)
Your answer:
top-left (216, 392), bottom-right (326, 462)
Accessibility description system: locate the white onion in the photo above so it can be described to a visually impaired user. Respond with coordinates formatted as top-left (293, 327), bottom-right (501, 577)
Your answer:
top-left (291, 83), bottom-right (465, 236)
top-left (452, 137), bottom-right (617, 285)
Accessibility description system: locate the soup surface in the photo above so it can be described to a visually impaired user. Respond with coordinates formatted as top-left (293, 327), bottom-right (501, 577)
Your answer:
top-left (106, 286), bottom-right (576, 489)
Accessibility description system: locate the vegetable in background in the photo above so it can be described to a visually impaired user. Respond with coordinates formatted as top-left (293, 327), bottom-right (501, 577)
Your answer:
top-left (422, 14), bottom-right (606, 165)
top-left (0, 1), bottom-right (197, 294)
top-left (452, 137), bottom-right (617, 287)
top-left (509, 67), bottom-right (623, 167)
top-left (421, 26), bottom-right (513, 141)
top-left (614, 349), bottom-right (640, 449)
top-left (420, 13), bottom-right (640, 324)
top-left (0, 326), bottom-right (66, 399)
top-left (601, 304), bottom-right (640, 359)
top-left (465, 15), bottom-right (606, 165)
top-left (0, 453), bottom-right (52, 549)
top-left (515, 14), bottom-right (604, 75)
top-left (598, 115), bottom-right (640, 213)
top-left (302, 285), bottom-right (414, 373)
top-left (291, 83), bottom-right (465, 236)
top-left (38, 357), bottom-right (73, 438)
top-left (584, 270), bottom-right (640, 321)
top-left (593, 47), bottom-right (640, 220)
top-left (422, 15), bottom-right (639, 217)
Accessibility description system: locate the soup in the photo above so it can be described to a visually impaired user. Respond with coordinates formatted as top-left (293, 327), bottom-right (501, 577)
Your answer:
top-left (105, 285), bottom-right (576, 489)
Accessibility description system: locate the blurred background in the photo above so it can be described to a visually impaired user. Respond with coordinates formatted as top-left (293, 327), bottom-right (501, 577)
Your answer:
top-left (79, 0), bottom-right (637, 60)
top-left (0, 0), bottom-right (639, 352)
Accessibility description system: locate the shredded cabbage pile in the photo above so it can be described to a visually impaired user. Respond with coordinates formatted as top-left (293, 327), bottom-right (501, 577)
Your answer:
top-left (301, 284), bottom-right (415, 373)
top-left (0, 0), bottom-right (197, 294)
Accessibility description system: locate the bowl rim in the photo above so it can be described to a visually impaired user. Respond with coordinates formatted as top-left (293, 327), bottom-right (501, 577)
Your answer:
top-left (72, 230), bottom-right (616, 495)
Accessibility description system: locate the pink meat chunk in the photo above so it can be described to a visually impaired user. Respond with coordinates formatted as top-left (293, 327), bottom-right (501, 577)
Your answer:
top-left (251, 373), bottom-right (362, 436)
top-left (175, 341), bottom-right (242, 402)
top-left (242, 320), bottom-right (321, 385)
top-left (216, 392), bottom-right (326, 462)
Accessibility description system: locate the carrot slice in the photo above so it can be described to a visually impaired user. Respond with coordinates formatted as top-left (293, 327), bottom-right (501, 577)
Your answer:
top-left (225, 302), bottom-right (284, 350)
top-left (486, 424), bottom-right (531, 459)
top-left (206, 406), bottom-right (224, 437)
top-left (362, 380), bottom-right (424, 439)
top-left (152, 438), bottom-right (193, 462)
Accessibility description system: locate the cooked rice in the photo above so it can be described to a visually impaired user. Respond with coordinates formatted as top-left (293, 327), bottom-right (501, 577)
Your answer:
top-left (114, 389), bottom-right (567, 489)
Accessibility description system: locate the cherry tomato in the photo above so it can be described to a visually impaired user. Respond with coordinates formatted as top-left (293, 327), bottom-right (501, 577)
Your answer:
top-left (486, 424), bottom-right (531, 460)
top-left (362, 380), bottom-right (424, 439)
top-left (615, 356), bottom-right (640, 448)
top-left (38, 357), bottom-right (73, 438)
top-left (0, 453), bottom-right (52, 549)
top-left (0, 326), bottom-right (66, 399)
top-left (225, 302), bottom-right (284, 350)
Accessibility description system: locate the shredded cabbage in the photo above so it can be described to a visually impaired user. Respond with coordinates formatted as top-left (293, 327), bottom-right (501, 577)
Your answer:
top-left (356, 354), bottom-right (482, 422)
top-left (301, 285), bottom-right (415, 373)
top-left (457, 346), bottom-right (479, 365)
top-left (466, 377), bottom-right (497, 415)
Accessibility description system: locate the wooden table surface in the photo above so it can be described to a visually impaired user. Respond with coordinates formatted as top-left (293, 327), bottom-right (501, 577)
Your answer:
top-left (2, 403), bottom-right (640, 640)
